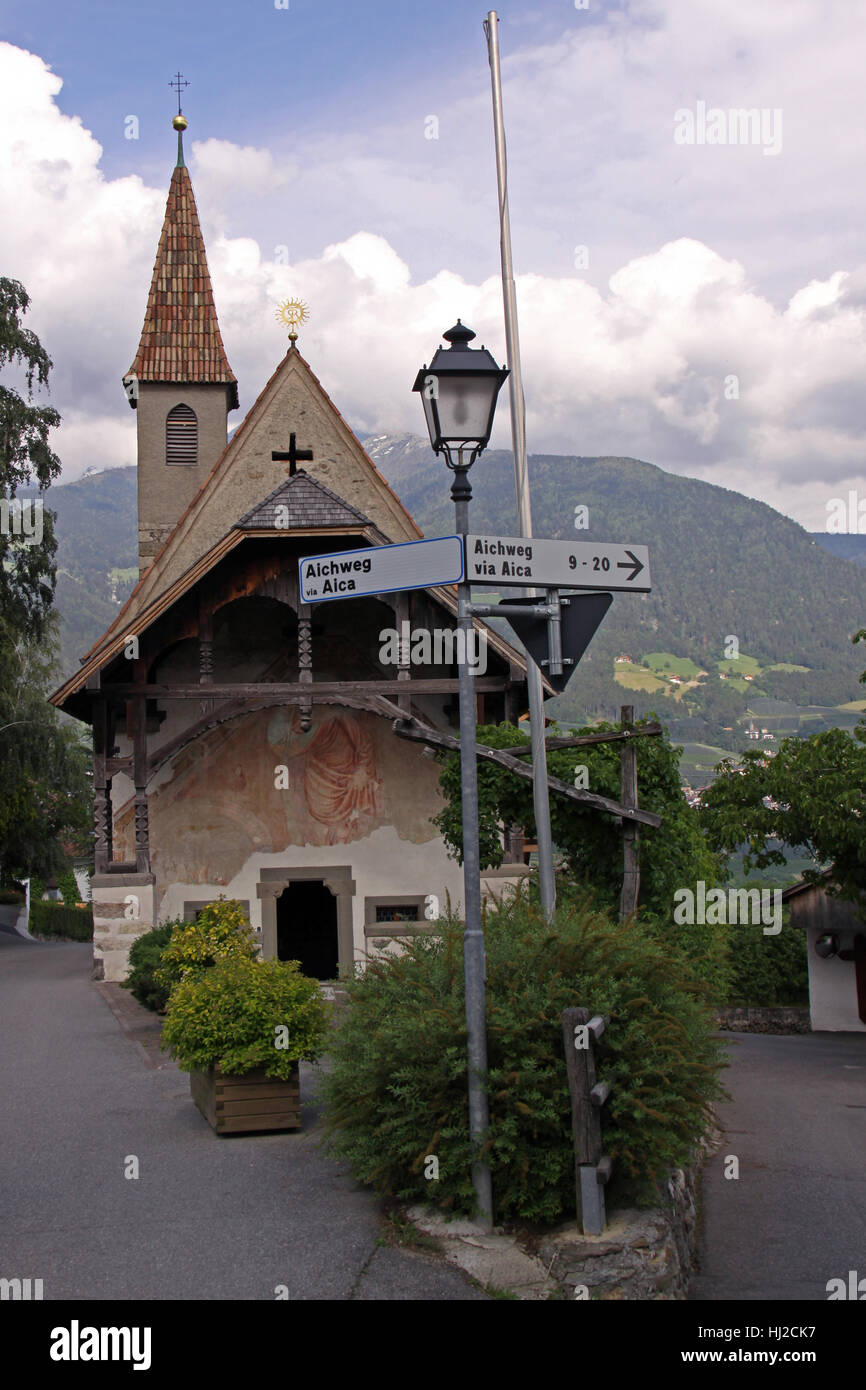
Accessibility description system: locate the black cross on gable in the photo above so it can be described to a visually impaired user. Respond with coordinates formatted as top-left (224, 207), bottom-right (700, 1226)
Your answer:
top-left (272, 434), bottom-right (314, 477)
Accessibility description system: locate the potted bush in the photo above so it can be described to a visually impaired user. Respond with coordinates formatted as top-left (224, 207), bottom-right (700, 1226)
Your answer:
top-left (161, 956), bottom-right (329, 1134)
top-left (154, 898), bottom-right (258, 993)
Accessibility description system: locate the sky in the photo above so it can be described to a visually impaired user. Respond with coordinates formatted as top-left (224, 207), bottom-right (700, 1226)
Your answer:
top-left (0, 0), bottom-right (864, 531)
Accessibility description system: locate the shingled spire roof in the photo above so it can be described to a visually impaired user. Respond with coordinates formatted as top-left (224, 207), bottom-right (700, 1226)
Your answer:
top-left (237, 469), bottom-right (381, 534)
top-left (125, 143), bottom-right (239, 409)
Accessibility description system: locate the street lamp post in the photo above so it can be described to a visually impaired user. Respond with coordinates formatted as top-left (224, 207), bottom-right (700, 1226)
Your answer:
top-left (413, 321), bottom-right (509, 1226)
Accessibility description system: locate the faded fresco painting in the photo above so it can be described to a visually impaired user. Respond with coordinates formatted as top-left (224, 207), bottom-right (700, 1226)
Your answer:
top-left (113, 705), bottom-right (442, 885)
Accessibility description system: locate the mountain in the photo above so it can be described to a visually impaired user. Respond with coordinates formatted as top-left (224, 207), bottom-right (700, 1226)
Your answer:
top-left (42, 441), bottom-right (866, 767)
top-left (363, 434), bottom-right (866, 749)
top-left (39, 467), bottom-right (138, 678)
top-left (810, 533), bottom-right (866, 568)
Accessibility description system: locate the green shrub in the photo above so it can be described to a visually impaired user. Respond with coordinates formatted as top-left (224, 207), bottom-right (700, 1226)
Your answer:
top-left (0, 888), bottom-right (24, 905)
top-left (161, 956), bottom-right (329, 1078)
top-left (29, 900), bottom-right (93, 941)
top-left (57, 868), bottom-right (81, 907)
top-left (154, 898), bottom-right (259, 993)
top-left (321, 890), bottom-right (727, 1225)
top-left (724, 915), bottom-right (808, 1006)
top-left (121, 922), bottom-right (177, 1012)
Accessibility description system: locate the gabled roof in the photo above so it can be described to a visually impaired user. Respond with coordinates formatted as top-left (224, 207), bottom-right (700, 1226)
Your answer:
top-left (781, 868), bottom-right (836, 902)
top-left (125, 162), bottom-right (238, 409)
top-left (237, 469), bottom-right (372, 532)
top-left (77, 348), bottom-right (423, 666)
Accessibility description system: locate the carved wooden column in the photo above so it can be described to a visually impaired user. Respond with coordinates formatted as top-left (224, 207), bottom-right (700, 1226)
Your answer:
top-left (132, 696), bottom-right (151, 874)
top-left (92, 698), bottom-right (110, 874)
top-left (298, 601), bottom-right (312, 731)
top-left (395, 593), bottom-right (411, 714)
top-left (199, 607), bottom-right (214, 718)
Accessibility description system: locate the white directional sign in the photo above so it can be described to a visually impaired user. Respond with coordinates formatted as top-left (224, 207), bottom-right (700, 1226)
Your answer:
top-left (465, 535), bottom-right (651, 592)
top-left (299, 535), bottom-right (464, 603)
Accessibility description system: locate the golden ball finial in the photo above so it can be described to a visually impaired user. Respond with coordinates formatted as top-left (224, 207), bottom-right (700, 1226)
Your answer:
top-left (172, 114), bottom-right (188, 132)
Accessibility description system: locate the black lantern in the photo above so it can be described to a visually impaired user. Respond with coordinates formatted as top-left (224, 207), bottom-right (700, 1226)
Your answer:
top-left (412, 321), bottom-right (509, 468)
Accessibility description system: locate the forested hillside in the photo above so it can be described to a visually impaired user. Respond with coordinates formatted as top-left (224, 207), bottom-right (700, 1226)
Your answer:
top-left (43, 444), bottom-right (866, 768)
top-left (366, 434), bottom-right (866, 749)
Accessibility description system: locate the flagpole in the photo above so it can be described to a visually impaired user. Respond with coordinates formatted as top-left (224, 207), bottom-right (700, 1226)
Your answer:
top-left (484, 9), bottom-right (556, 921)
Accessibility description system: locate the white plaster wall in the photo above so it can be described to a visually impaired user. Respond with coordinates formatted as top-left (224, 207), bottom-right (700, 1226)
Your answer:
top-left (806, 926), bottom-right (866, 1032)
top-left (156, 822), bottom-right (468, 966)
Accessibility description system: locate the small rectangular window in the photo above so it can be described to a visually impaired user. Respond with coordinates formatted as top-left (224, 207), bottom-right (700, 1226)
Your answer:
top-left (375, 904), bottom-right (419, 923)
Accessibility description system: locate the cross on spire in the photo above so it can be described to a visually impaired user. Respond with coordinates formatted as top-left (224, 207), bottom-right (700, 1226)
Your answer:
top-left (272, 434), bottom-right (314, 477)
top-left (169, 71), bottom-right (189, 114)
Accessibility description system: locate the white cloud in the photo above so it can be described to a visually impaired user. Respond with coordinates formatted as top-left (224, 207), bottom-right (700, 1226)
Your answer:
top-left (1, 32), bottom-right (865, 534)
top-left (191, 138), bottom-right (295, 205)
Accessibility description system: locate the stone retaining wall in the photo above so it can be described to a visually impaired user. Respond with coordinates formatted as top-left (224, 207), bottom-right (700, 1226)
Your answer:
top-left (715, 1006), bottom-right (810, 1034)
top-left (535, 1136), bottom-right (714, 1300)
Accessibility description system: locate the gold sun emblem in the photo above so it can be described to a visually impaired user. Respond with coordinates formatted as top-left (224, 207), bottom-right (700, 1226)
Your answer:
top-left (276, 298), bottom-right (309, 342)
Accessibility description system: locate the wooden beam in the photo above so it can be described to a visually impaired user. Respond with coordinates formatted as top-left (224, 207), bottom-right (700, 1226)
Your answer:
top-left (107, 679), bottom-right (509, 699)
top-left (392, 718), bottom-right (662, 828)
top-left (511, 723), bottom-right (662, 753)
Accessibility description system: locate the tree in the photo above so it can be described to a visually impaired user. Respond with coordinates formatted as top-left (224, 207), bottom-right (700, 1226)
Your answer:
top-left (0, 280), bottom-right (88, 882)
top-left (434, 716), bottom-right (727, 992)
top-left (436, 716), bottom-right (719, 916)
top-left (0, 277), bottom-right (61, 641)
top-left (0, 617), bottom-right (91, 884)
top-left (699, 726), bottom-right (866, 917)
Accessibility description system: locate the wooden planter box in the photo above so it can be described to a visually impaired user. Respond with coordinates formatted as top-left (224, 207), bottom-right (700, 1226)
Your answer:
top-left (189, 1063), bottom-right (301, 1135)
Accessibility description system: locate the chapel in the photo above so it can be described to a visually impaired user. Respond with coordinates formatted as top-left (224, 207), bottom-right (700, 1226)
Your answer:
top-left (51, 113), bottom-right (532, 982)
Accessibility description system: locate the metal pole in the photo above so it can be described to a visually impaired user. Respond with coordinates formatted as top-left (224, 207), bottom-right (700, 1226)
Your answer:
top-left (452, 454), bottom-right (493, 1229)
top-left (484, 10), bottom-right (556, 920)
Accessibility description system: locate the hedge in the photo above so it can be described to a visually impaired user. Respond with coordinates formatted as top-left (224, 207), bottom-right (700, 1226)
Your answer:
top-left (29, 901), bottom-right (93, 941)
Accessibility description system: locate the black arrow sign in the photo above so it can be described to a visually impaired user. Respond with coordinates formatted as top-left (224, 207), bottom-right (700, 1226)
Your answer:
top-left (617, 549), bottom-right (644, 583)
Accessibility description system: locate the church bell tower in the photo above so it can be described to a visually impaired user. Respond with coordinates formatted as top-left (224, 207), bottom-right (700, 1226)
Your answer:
top-left (123, 88), bottom-right (239, 575)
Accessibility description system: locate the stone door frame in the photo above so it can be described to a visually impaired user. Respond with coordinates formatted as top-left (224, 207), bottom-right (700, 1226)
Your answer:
top-left (256, 865), bottom-right (355, 977)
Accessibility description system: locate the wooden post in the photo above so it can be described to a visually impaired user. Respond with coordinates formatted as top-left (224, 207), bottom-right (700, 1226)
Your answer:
top-left (562, 1006), bottom-right (610, 1235)
top-left (619, 704), bottom-right (640, 922)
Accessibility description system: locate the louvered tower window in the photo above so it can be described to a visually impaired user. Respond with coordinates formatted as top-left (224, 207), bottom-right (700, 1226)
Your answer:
top-left (165, 404), bottom-right (198, 465)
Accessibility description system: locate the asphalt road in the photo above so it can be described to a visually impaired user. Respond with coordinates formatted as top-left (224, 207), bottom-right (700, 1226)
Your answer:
top-left (0, 930), bottom-right (485, 1301)
top-left (5, 922), bottom-right (863, 1302)
top-left (690, 1030), bottom-right (866, 1300)
top-left (0, 903), bottom-right (24, 935)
